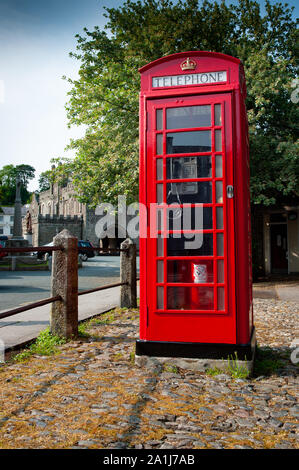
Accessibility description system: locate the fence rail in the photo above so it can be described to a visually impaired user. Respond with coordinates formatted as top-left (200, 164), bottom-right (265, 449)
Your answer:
top-left (0, 246), bottom-right (127, 254)
top-left (0, 246), bottom-right (63, 253)
top-left (0, 231), bottom-right (137, 338)
top-left (78, 281), bottom-right (128, 297)
top-left (0, 296), bottom-right (62, 320)
top-left (79, 247), bottom-right (128, 253)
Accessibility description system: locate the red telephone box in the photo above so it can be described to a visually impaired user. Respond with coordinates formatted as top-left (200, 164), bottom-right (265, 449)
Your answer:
top-left (136, 51), bottom-right (255, 361)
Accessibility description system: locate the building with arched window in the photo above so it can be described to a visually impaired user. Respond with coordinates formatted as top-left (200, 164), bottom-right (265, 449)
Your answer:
top-left (22, 180), bottom-right (135, 251)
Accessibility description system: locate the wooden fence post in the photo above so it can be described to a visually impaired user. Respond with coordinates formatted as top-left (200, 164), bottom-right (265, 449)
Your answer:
top-left (120, 238), bottom-right (137, 308)
top-left (50, 229), bottom-right (78, 338)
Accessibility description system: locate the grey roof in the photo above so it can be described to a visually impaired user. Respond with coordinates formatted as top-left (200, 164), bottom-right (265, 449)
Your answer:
top-left (0, 205), bottom-right (28, 216)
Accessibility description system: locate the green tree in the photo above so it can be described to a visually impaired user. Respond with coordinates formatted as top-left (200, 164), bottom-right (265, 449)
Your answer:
top-left (62, 0), bottom-right (298, 206)
top-left (0, 164), bottom-right (35, 205)
top-left (38, 171), bottom-right (52, 192)
top-left (38, 167), bottom-right (66, 192)
top-left (39, 160), bottom-right (72, 193)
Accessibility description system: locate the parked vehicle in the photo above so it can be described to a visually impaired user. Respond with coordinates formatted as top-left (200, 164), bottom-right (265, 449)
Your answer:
top-left (0, 239), bottom-right (7, 258)
top-left (33, 242), bottom-right (54, 260)
top-left (78, 240), bottom-right (96, 261)
top-left (33, 240), bottom-right (96, 261)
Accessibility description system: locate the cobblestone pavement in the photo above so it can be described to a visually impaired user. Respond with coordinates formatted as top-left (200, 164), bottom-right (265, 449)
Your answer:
top-left (0, 298), bottom-right (298, 449)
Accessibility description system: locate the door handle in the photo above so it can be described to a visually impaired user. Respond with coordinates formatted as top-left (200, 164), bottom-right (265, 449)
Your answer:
top-left (227, 185), bottom-right (234, 198)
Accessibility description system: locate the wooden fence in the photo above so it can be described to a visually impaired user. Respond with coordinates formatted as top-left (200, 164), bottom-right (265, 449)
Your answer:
top-left (0, 229), bottom-right (137, 338)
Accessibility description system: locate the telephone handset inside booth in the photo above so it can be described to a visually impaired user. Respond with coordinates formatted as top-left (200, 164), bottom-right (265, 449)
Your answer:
top-left (169, 157), bottom-right (198, 196)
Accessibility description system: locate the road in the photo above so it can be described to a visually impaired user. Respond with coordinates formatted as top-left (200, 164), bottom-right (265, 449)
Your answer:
top-left (0, 256), bottom-right (139, 311)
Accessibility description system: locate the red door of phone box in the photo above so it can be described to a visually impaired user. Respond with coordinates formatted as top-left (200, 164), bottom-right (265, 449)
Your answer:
top-left (136, 51), bottom-right (255, 361)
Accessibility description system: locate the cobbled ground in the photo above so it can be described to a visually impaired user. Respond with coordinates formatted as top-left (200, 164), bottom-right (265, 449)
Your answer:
top-left (0, 297), bottom-right (298, 449)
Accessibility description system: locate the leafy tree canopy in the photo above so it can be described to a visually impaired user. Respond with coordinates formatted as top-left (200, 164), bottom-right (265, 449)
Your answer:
top-left (0, 164), bottom-right (35, 205)
top-left (38, 161), bottom-right (72, 194)
top-left (38, 162), bottom-right (70, 192)
top-left (58, 0), bottom-right (298, 206)
top-left (38, 171), bottom-right (52, 192)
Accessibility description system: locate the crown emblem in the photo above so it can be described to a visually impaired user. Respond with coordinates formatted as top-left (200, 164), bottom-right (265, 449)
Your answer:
top-left (180, 57), bottom-right (197, 71)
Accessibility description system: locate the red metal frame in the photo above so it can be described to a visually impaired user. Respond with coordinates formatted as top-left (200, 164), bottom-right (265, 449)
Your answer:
top-left (139, 51), bottom-right (252, 346)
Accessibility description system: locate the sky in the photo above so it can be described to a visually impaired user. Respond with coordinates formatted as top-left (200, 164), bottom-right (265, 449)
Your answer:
top-left (0, 0), bottom-right (122, 191)
top-left (0, 0), bottom-right (298, 192)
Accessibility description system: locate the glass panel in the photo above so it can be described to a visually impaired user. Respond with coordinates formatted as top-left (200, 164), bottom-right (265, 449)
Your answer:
top-left (156, 159), bottom-right (163, 180)
top-left (215, 155), bottom-right (222, 177)
top-left (156, 134), bottom-right (163, 155)
top-left (217, 260), bottom-right (224, 283)
top-left (156, 109), bottom-right (163, 130)
top-left (218, 287), bottom-right (225, 310)
top-left (203, 207), bottom-right (213, 230)
top-left (167, 206), bottom-right (213, 230)
top-left (166, 181), bottom-right (212, 204)
top-left (214, 104), bottom-right (222, 126)
top-left (166, 131), bottom-right (211, 154)
top-left (167, 286), bottom-right (214, 310)
top-left (217, 233), bottom-right (224, 256)
top-left (166, 105), bottom-right (211, 129)
top-left (157, 287), bottom-right (164, 309)
top-left (167, 259), bottom-right (213, 283)
top-left (216, 181), bottom-right (223, 203)
top-left (156, 207), bottom-right (163, 230)
top-left (166, 206), bottom-right (182, 231)
top-left (216, 207), bottom-right (223, 229)
top-left (167, 233), bottom-right (213, 256)
top-left (156, 184), bottom-right (163, 203)
top-left (166, 156), bottom-right (212, 179)
top-left (157, 260), bottom-right (164, 283)
top-left (157, 234), bottom-right (164, 256)
top-left (215, 129), bottom-right (222, 152)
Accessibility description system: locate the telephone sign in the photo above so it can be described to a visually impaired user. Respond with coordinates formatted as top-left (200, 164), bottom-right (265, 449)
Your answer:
top-left (152, 70), bottom-right (227, 87)
top-left (136, 52), bottom-right (255, 361)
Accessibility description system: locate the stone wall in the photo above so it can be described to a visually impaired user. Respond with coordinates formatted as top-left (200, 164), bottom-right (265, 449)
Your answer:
top-left (38, 182), bottom-right (83, 218)
top-left (32, 214), bottom-right (83, 246)
top-left (82, 206), bottom-right (102, 246)
top-left (23, 183), bottom-right (140, 250)
top-left (81, 205), bottom-right (139, 249)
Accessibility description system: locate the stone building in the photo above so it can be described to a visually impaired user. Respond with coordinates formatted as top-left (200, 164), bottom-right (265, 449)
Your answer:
top-left (22, 180), bottom-right (136, 250)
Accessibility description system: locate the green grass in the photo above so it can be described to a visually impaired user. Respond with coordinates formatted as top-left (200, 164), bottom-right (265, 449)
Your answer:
top-left (130, 351), bottom-right (135, 364)
top-left (226, 352), bottom-right (250, 379)
top-left (77, 312), bottom-right (116, 337)
top-left (11, 306), bottom-right (135, 364)
top-left (253, 346), bottom-right (285, 376)
top-left (206, 366), bottom-right (223, 376)
top-left (77, 322), bottom-right (91, 338)
top-left (77, 309), bottom-right (118, 338)
top-left (206, 352), bottom-right (250, 379)
top-left (16, 261), bottom-right (48, 267)
top-left (92, 313), bottom-right (115, 325)
top-left (13, 328), bottom-right (67, 362)
top-left (163, 363), bottom-right (179, 374)
top-left (207, 347), bottom-right (290, 379)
